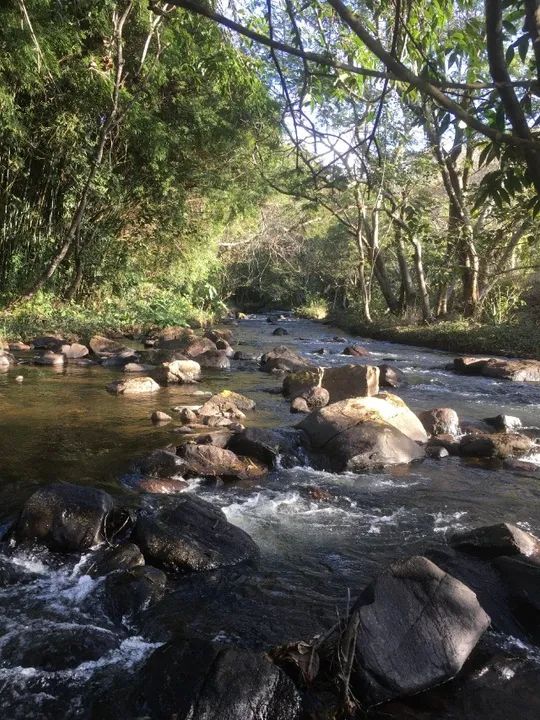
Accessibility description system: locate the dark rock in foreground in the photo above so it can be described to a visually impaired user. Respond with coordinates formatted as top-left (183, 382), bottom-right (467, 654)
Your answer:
top-left (98, 638), bottom-right (302, 720)
top-left (104, 565), bottom-right (167, 622)
top-left (450, 522), bottom-right (540, 560)
top-left (134, 494), bottom-right (258, 572)
top-left (13, 482), bottom-right (115, 552)
top-left (351, 555), bottom-right (490, 706)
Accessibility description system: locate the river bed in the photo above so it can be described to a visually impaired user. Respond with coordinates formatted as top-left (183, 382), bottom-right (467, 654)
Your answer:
top-left (1, 315), bottom-right (539, 717)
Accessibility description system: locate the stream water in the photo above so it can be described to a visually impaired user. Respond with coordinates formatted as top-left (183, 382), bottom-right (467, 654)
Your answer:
top-left (1, 315), bottom-right (539, 718)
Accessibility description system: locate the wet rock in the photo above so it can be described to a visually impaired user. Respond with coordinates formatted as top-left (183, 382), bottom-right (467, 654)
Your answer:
top-left (177, 407), bottom-right (199, 423)
top-left (196, 349), bottom-right (231, 369)
top-left (14, 375), bottom-right (24, 383)
top-left (343, 344), bottom-right (369, 356)
top-left (89, 334), bottom-right (133, 357)
top-left (195, 430), bottom-right (235, 448)
top-left (137, 477), bottom-right (189, 494)
top-left (140, 448), bottom-right (184, 477)
top-left (453, 357), bottom-right (490, 374)
top-left (34, 350), bottom-right (64, 366)
top-left (123, 362), bottom-right (156, 373)
top-left (453, 356), bottom-right (540, 382)
top-left (492, 555), bottom-right (540, 642)
top-left (378, 364), bottom-right (405, 388)
top-left (100, 350), bottom-right (139, 368)
top-left (273, 327), bottom-right (289, 336)
top-left (133, 494), bottom-right (258, 572)
top-left (460, 419), bottom-right (494, 435)
top-left (418, 408), bottom-right (460, 437)
top-left (313, 348), bottom-right (328, 355)
top-left (87, 543), bottom-right (145, 577)
top-left (233, 350), bottom-right (258, 361)
top-left (155, 325), bottom-right (193, 346)
top-left (427, 434), bottom-right (461, 455)
top-left (13, 482), bottom-right (114, 552)
top-left (177, 443), bottom-right (267, 482)
top-left (159, 333), bottom-right (216, 358)
top-left (151, 410), bottom-right (172, 424)
top-left (260, 345), bottom-right (312, 373)
top-left (2, 624), bottom-right (119, 671)
top-left (484, 414), bottom-right (522, 432)
top-left (61, 342), bottom-right (89, 359)
top-left (503, 457), bottom-right (540, 474)
top-left (298, 394), bottom-right (427, 472)
top-left (226, 428), bottom-right (281, 467)
top-left (104, 565), bottom-right (166, 622)
top-left (291, 396), bottom-right (310, 414)
top-left (112, 638), bottom-right (302, 720)
top-left (332, 336), bottom-right (347, 343)
top-left (283, 368), bottom-right (323, 399)
top-left (303, 386), bottom-right (330, 409)
top-left (0, 556), bottom-right (39, 586)
top-left (0, 350), bottom-right (15, 368)
top-left (351, 555), bottom-right (490, 706)
top-left (205, 328), bottom-right (235, 344)
top-left (459, 432), bottom-right (534, 459)
top-left (449, 522), bottom-right (540, 561)
top-left (106, 376), bottom-right (161, 395)
top-left (426, 445), bottom-right (449, 459)
top-left (215, 339), bottom-right (235, 357)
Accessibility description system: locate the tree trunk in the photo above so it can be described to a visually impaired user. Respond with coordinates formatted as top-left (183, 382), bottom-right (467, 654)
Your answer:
top-left (354, 227), bottom-right (372, 322)
top-left (411, 236), bottom-right (433, 322)
top-left (395, 231), bottom-right (416, 312)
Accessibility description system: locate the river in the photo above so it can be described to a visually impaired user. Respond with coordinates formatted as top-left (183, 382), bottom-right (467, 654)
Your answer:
top-left (1, 315), bottom-right (539, 718)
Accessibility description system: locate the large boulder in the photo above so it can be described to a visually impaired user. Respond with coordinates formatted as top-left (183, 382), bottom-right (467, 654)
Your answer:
top-left (159, 332), bottom-right (217, 358)
top-left (133, 494), bottom-right (258, 572)
top-left (260, 345), bottom-right (312, 373)
top-left (283, 365), bottom-right (380, 404)
top-left (85, 542), bottom-right (145, 577)
top-left (297, 393), bottom-right (427, 472)
top-left (107, 376), bottom-right (161, 395)
top-left (106, 638), bottom-right (302, 720)
top-left (450, 523), bottom-right (540, 560)
top-left (177, 443), bottom-right (267, 482)
top-left (459, 432), bottom-right (534, 459)
top-left (197, 390), bottom-right (255, 420)
top-left (152, 359), bottom-right (201, 385)
top-left (13, 482), bottom-right (114, 552)
top-left (89, 334), bottom-right (133, 357)
top-left (351, 555), bottom-right (490, 706)
top-left (453, 356), bottom-right (540, 382)
top-left (418, 408), bottom-right (460, 437)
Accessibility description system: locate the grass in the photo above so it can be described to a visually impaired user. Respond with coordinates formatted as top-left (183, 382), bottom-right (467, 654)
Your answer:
top-left (327, 311), bottom-right (540, 360)
top-left (0, 290), bottom-right (216, 343)
top-left (294, 299), bottom-right (329, 320)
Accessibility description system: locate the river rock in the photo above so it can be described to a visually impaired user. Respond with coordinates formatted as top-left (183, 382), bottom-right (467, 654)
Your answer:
top-left (137, 477), bottom-right (189, 494)
top-left (31, 334), bottom-right (65, 351)
top-left (155, 325), bottom-right (193, 345)
top-left (427, 433), bottom-right (461, 455)
top-left (89, 334), bottom-right (132, 357)
top-left (260, 345), bottom-right (312, 373)
top-left (484, 414), bottom-right (522, 432)
top-left (9, 341), bottom-right (32, 351)
top-left (343, 344), bottom-right (369, 356)
top-left (13, 482), bottom-right (114, 552)
top-left (34, 350), bottom-right (64, 366)
top-left (107, 376), bottom-right (161, 395)
top-left (100, 350), bottom-right (139, 368)
top-left (159, 333), bottom-right (216, 358)
top-left (322, 364), bottom-right (379, 402)
top-left (492, 555), bottom-right (540, 642)
top-left (291, 396), bottom-right (310, 413)
top-left (123, 362), bottom-right (156, 373)
top-left (151, 410), bottom-right (172, 423)
top-left (104, 565), bottom-right (166, 622)
top-left (112, 638), bottom-right (302, 720)
top-left (0, 350), bottom-right (15, 368)
top-left (418, 408), bottom-right (460, 436)
top-left (215, 338), bottom-right (235, 357)
top-left (226, 428), bottom-right (280, 467)
top-left (140, 449), bottom-right (184, 477)
top-left (2, 624), bottom-right (119, 672)
top-left (351, 555), bottom-right (490, 706)
top-left (449, 522), bottom-right (540, 560)
top-left (453, 357), bottom-right (491, 374)
top-left (205, 328), bottom-right (235, 344)
top-left (378, 364), bottom-right (405, 388)
top-left (459, 432), bottom-right (534, 459)
top-left (272, 327), bottom-right (289, 336)
top-left (133, 494), bottom-right (258, 571)
top-left (177, 444), bottom-right (267, 482)
top-left (453, 356), bottom-right (540, 382)
top-left (297, 393), bottom-right (427, 472)
top-left (86, 542), bottom-right (145, 577)
top-left (153, 359), bottom-right (201, 385)
top-left (197, 390), bottom-right (255, 420)
top-left (196, 349), bottom-right (231, 369)
top-left (61, 342), bottom-right (89, 359)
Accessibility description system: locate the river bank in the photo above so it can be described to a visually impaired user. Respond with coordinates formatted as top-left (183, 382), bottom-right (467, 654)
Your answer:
top-left (320, 312), bottom-right (540, 360)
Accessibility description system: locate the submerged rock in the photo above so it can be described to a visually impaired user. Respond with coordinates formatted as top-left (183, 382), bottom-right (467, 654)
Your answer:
top-left (13, 482), bottom-right (114, 552)
top-left (134, 495), bottom-right (258, 572)
top-left (351, 555), bottom-right (490, 706)
top-left (107, 376), bottom-right (161, 395)
top-left (86, 542), bottom-right (145, 577)
top-left (298, 393), bottom-right (427, 472)
top-left (151, 410), bottom-right (172, 424)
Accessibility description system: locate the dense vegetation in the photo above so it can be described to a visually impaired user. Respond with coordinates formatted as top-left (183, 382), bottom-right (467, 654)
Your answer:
top-left (2, 1), bottom-right (540, 350)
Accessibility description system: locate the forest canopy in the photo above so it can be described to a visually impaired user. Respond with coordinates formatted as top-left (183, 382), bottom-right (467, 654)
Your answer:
top-left (1, 1), bottom-right (539, 339)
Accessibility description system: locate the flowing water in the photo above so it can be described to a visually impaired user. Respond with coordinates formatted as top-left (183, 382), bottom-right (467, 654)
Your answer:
top-left (1, 315), bottom-right (540, 717)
